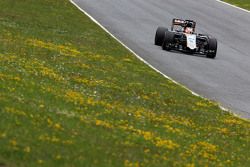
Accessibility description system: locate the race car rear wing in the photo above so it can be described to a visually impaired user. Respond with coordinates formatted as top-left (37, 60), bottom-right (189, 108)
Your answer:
top-left (171, 18), bottom-right (196, 32)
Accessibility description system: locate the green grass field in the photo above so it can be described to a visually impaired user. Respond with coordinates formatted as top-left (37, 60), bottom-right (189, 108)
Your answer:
top-left (0, 0), bottom-right (249, 166)
top-left (224, 0), bottom-right (250, 10)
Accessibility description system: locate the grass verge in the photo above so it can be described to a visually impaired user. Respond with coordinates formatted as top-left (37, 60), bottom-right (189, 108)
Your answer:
top-left (223, 0), bottom-right (250, 10)
top-left (0, 0), bottom-right (249, 166)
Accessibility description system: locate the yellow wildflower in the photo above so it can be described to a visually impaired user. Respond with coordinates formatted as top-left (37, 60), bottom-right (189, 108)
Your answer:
top-left (141, 131), bottom-right (153, 141)
top-left (0, 73), bottom-right (21, 82)
top-left (47, 118), bottom-right (53, 126)
top-left (55, 154), bottom-right (62, 160)
top-left (223, 118), bottom-right (243, 126)
top-left (51, 136), bottom-right (60, 143)
top-left (64, 90), bottom-right (84, 105)
top-left (186, 163), bottom-right (195, 167)
top-left (95, 119), bottom-right (113, 129)
top-left (24, 146), bottom-right (31, 153)
top-left (0, 132), bottom-right (6, 138)
top-left (154, 138), bottom-right (179, 150)
top-left (144, 148), bottom-right (150, 153)
top-left (218, 128), bottom-right (229, 135)
top-left (123, 58), bottom-right (132, 62)
top-left (197, 141), bottom-right (217, 152)
top-left (10, 139), bottom-right (17, 146)
top-left (4, 107), bottom-right (27, 117)
top-left (37, 159), bottom-right (44, 164)
top-left (164, 124), bottom-right (182, 134)
top-left (87, 98), bottom-right (96, 106)
top-left (39, 104), bottom-right (45, 108)
top-left (62, 140), bottom-right (73, 145)
top-left (27, 39), bottom-right (80, 57)
top-left (124, 160), bottom-right (140, 167)
top-left (142, 95), bottom-right (150, 100)
top-left (196, 101), bottom-right (208, 107)
top-left (54, 123), bottom-right (63, 131)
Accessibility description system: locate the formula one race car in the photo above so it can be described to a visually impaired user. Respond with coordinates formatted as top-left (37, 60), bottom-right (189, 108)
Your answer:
top-left (155, 19), bottom-right (217, 58)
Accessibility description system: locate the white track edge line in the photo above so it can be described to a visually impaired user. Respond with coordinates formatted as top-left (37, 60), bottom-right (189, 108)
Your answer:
top-left (69, 0), bottom-right (244, 118)
top-left (216, 0), bottom-right (250, 13)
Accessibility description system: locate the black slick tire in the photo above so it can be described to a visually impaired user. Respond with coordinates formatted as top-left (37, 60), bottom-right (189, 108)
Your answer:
top-left (206, 38), bottom-right (217, 58)
top-left (162, 31), bottom-right (175, 51)
top-left (155, 27), bottom-right (168, 46)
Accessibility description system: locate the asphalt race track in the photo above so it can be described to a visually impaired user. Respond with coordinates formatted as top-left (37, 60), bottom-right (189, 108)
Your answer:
top-left (73, 0), bottom-right (250, 119)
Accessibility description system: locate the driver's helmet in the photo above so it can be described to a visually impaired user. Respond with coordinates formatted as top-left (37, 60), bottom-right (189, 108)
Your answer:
top-left (186, 22), bottom-right (193, 28)
top-left (184, 27), bottom-right (193, 34)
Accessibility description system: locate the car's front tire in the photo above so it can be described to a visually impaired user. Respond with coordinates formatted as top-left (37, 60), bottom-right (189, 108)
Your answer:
top-left (162, 31), bottom-right (175, 51)
top-left (155, 27), bottom-right (168, 46)
top-left (206, 38), bottom-right (217, 58)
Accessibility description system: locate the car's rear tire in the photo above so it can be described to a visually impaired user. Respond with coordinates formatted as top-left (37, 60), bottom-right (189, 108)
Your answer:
top-left (206, 38), bottom-right (217, 58)
top-left (155, 27), bottom-right (168, 46)
top-left (162, 31), bottom-right (175, 51)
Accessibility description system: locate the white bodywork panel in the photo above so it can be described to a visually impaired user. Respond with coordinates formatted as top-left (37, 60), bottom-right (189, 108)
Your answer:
top-left (185, 34), bottom-right (197, 50)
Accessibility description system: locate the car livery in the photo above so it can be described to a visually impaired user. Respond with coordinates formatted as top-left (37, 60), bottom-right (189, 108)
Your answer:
top-left (155, 19), bottom-right (217, 58)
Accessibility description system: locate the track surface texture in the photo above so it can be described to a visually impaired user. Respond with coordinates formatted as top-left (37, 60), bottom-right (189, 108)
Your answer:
top-left (73, 0), bottom-right (250, 119)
